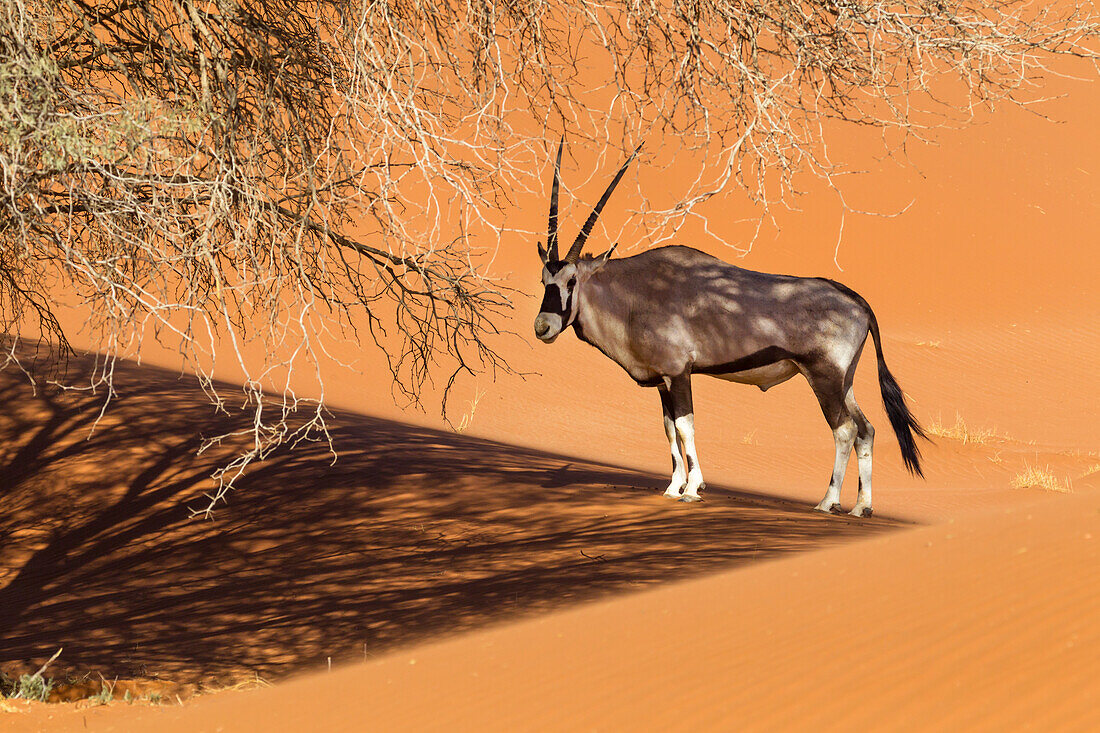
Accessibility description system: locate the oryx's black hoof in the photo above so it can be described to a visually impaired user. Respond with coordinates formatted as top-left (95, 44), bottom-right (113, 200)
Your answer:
top-left (678, 494), bottom-right (703, 503)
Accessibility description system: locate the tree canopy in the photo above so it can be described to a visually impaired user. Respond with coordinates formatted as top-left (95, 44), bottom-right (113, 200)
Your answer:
top-left (2, 0), bottom-right (1096, 508)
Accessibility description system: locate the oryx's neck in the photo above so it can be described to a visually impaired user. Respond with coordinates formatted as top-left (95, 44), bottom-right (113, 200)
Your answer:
top-left (570, 260), bottom-right (630, 357)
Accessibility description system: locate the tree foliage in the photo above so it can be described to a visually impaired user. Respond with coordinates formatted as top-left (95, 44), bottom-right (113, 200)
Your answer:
top-left (1, 0), bottom-right (1096, 508)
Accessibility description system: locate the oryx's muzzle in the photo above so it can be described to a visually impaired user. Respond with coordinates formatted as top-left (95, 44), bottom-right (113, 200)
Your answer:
top-left (533, 312), bottom-right (562, 342)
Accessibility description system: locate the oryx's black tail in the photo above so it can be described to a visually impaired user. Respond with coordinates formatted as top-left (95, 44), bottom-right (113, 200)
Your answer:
top-left (819, 279), bottom-right (928, 477)
top-left (868, 316), bottom-right (927, 477)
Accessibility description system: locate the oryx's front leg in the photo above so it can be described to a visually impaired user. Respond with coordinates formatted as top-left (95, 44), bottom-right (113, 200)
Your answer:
top-left (663, 374), bottom-right (705, 502)
top-left (658, 385), bottom-right (687, 498)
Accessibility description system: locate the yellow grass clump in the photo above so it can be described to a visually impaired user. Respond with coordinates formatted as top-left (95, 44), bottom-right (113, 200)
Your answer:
top-left (452, 388), bottom-right (486, 434)
top-left (1011, 465), bottom-right (1071, 493)
top-left (927, 413), bottom-right (1005, 445)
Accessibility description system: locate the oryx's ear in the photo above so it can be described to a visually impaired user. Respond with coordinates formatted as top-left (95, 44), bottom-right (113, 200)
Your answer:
top-left (593, 243), bottom-right (618, 264)
top-left (537, 240), bottom-right (550, 264)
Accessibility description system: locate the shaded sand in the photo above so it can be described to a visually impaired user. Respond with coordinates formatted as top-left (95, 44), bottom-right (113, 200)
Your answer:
top-left (0, 356), bottom-right (897, 689)
top-left (11, 487), bottom-right (1099, 732)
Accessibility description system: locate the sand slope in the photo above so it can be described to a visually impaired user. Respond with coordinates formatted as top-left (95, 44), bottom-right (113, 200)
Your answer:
top-left (0, 356), bottom-right (897, 689)
top-left (13, 486), bottom-right (1098, 732)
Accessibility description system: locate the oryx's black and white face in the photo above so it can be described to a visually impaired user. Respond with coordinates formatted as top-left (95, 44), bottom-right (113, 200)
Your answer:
top-left (533, 137), bottom-right (640, 345)
top-left (534, 260), bottom-right (579, 342)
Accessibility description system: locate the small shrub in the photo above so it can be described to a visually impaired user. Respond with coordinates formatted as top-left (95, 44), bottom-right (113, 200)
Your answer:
top-left (14, 673), bottom-right (53, 702)
top-left (89, 681), bottom-right (114, 705)
top-left (5, 648), bottom-right (63, 701)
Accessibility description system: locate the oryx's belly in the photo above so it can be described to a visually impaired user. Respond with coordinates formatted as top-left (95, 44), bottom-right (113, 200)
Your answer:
top-left (712, 359), bottom-right (800, 391)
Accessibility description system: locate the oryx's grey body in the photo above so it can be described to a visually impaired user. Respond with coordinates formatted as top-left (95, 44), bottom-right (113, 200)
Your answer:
top-left (568, 246), bottom-right (865, 390)
top-left (534, 142), bottom-right (926, 516)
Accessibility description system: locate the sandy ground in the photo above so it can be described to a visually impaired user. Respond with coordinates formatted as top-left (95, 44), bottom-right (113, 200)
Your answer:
top-left (13, 486), bottom-right (1098, 733)
top-left (3, 62), bottom-right (1100, 733)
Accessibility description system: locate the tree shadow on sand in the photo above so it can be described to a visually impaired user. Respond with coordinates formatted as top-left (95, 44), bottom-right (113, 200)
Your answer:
top-left (0, 353), bottom-right (903, 684)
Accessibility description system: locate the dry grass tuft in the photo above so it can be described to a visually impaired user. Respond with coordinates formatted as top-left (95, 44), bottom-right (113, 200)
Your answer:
top-left (1011, 465), bottom-right (1071, 493)
top-left (452, 388), bottom-right (486, 434)
top-left (927, 413), bottom-right (1005, 445)
top-left (201, 675), bottom-right (271, 695)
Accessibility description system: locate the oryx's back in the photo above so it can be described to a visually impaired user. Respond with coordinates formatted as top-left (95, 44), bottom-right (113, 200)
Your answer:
top-left (581, 246), bottom-right (871, 380)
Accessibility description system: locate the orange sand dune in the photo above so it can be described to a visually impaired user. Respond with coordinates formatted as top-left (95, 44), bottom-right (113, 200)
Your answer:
top-left (4, 49), bottom-right (1100, 733)
top-left (20, 486), bottom-right (1097, 733)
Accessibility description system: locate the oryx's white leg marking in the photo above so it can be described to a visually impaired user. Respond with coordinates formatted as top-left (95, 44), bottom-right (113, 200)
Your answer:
top-left (847, 389), bottom-right (875, 517)
top-left (661, 402), bottom-right (687, 498)
top-left (815, 419), bottom-right (855, 513)
top-left (675, 412), bottom-right (705, 501)
top-left (851, 432), bottom-right (874, 517)
top-left (661, 374), bottom-right (705, 502)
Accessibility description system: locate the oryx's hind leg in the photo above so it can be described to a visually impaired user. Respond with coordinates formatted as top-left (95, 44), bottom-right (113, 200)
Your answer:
top-left (846, 389), bottom-right (875, 517)
top-left (658, 385), bottom-right (687, 498)
top-left (661, 374), bottom-right (706, 502)
top-left (807, 370), bottom-right (857, 515)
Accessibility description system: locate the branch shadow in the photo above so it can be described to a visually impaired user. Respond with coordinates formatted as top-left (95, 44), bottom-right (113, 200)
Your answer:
top-left (0, 352), bottom-right (904, 684)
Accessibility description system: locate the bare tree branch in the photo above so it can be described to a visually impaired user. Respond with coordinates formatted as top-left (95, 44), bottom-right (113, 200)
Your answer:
top-left (1, 0), bottom-right (1096, 511)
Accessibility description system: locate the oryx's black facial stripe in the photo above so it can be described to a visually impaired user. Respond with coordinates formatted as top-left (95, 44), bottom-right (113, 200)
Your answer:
top-left (539, 282), bottom-right (573, 315)
top-left (539, 285), bottom-right (563, 314)
top-left (539, 265), bottom-right (577, 319)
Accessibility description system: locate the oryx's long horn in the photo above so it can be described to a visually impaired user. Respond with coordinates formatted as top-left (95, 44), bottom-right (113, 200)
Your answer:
top-left (565, 143), bottom-right (642, 263)
top-left (546, 138), bottom-right (564, 262)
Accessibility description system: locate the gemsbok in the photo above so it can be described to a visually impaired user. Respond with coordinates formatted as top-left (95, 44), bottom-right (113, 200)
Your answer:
top-left (533, 141), bottom-right (927, 516)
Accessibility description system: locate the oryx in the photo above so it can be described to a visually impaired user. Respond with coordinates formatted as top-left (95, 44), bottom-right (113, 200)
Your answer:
top-left (533, 141), bottom-right (927, 516)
